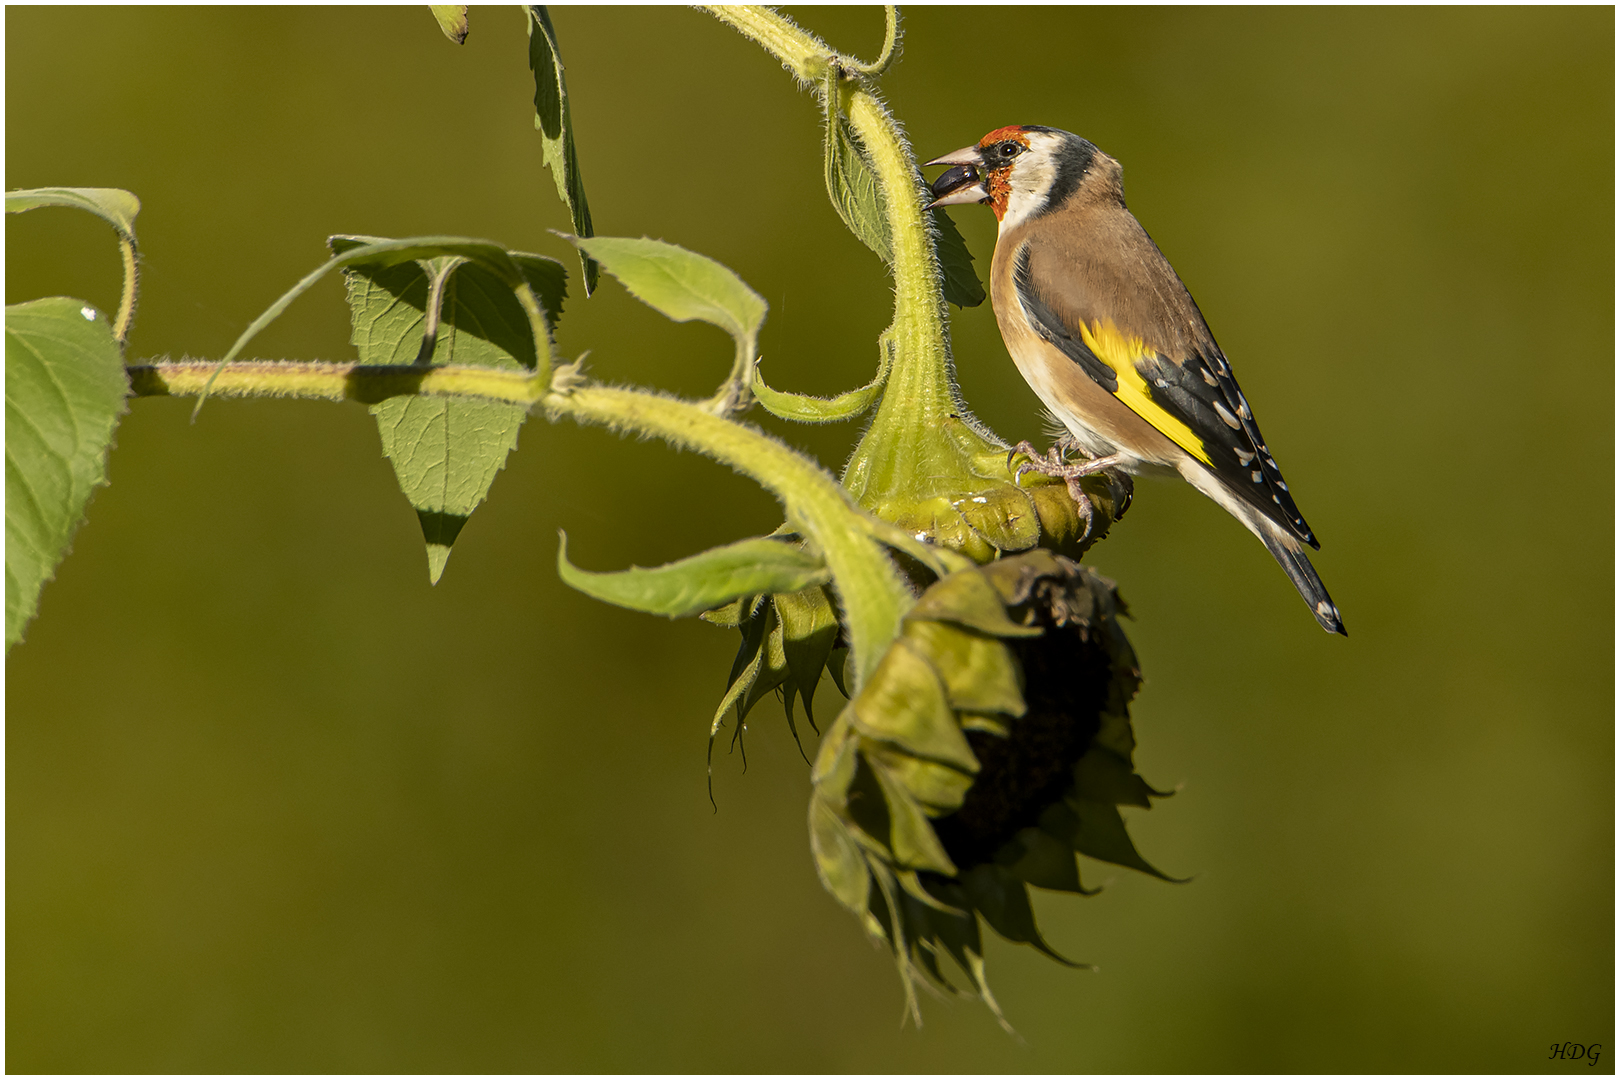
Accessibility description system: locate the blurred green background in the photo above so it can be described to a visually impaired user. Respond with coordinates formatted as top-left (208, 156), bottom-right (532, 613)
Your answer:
top-left (7, 6), bottom-right (1612, 1072)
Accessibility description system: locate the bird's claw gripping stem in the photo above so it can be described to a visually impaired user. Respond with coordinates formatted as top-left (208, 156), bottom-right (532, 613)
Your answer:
top-left (1008, 440), bottom-right (1135, 532)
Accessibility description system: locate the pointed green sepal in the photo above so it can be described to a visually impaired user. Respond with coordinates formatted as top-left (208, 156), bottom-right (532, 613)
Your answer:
top-left (961, 863), bottom-right (1084, 967)
top-left (995, 826), bottom-right (1098, 896)
top-left (1044, 799), bottom-right (1186, 883)
top-left (775, 586), bottom-right (839, 726)
top-left (1071, 747), bottom-right (1156, 809)
top-left (867, 758), bottom-right (957, 875)
top-left (866, 745), bottom-right (976, 815)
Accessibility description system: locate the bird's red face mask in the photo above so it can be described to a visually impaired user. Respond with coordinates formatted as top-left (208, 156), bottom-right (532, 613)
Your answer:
top-left (924, 126), bottom-right (1032, 220)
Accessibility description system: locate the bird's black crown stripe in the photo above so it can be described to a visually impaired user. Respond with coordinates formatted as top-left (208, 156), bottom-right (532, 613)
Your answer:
top-left (1034, 132), bottom-right (1097, 219)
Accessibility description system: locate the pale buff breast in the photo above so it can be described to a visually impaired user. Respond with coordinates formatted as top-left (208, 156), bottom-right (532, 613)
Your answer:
top-left (988, 234), bottom-right (1186, 475)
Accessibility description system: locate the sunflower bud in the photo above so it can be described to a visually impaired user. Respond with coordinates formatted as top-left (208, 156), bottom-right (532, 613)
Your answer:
top-left (805, 548), bottom-right (1176, 1026)
top-left (843, 413), bottom-right (1130, 566)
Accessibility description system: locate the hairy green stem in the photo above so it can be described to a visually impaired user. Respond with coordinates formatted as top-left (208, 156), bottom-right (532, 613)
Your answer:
top-left (701, 5), bottom-right (826, 81)
top-left (701, 330), bottom-right (757, 419)
top-left (191, 237), bottom-right (554, 420)
top-left (702, 7), bottom-right (949, 380)
top-left (702, 6), bottom-right (975, 456)
top-left (545, 385), bottom-right (914, 681)
top-left (114, 235), bottom-right (139, 346)
top-left (844, 6), bottom-right (899, 76)
top-left (129, 359), bottom-right (545, 405)
top-left (413, 257), bottom-right (466, 364)
top-left (127, 357), bottom-right (913, 685)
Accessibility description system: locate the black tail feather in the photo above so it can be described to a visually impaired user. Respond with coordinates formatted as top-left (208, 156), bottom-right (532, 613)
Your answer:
top-left (1260, 532), bottom-right (1347, 636)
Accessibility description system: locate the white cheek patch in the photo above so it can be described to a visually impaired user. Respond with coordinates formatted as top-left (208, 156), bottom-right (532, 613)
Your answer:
top-left (996, 133), bottom-right (1063, 233)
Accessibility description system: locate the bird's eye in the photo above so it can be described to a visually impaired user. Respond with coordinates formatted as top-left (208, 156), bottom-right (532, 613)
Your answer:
top-left (1000, 143), bottom-right (1021, 158)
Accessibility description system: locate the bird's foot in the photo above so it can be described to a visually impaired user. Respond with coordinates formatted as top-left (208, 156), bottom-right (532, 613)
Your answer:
top-left (1008, 441), bottom-right (1127, 484)
top-left (1008, 442), bottom-right (1135, 532)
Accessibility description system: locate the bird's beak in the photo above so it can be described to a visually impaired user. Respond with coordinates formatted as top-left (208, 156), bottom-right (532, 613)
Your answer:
top-left (924, 146), bottom-right (988, 209)
top-left (924, 145), bottom-right (981, 168)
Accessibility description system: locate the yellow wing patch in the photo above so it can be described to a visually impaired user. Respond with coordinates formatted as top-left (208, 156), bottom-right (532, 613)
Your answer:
top-left (1077, 319), bottom-right (1213, 467)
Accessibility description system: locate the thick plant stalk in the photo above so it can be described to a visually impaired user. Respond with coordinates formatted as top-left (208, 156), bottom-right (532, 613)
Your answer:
top-left (701, 6), bottom-right (958, 420)
top-left (699, 6), bottom-right (1115, 570)
top-left (544, 385), bottom-right (915, 684)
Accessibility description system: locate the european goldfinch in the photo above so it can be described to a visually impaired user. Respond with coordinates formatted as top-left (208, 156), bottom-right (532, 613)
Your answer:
top-left (926, 125), bottom-right (1345, 635)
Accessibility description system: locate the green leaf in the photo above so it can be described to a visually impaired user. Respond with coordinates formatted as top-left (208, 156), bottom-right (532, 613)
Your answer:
top-left (5, 298), bottom-right (129, 651)
top-left (200, 234), bottom-right (553, 418)
top-left (931, 206), bottom-right (985, 308)
top-left (6, 186), bottom-right (140, 243)
top-left (331, 236), bottom-right (564, 582)
top-left (527, 5), bottom-right (597, 294)
top-left (555, 532), bottom-right (831, 620)
top-left (572, 235), bottom-right (766, 351)
top-left (823, 98), bottom-right (892, 264)
top-left (378, 397), bottom-right (526, 583)
top-left (8, 187), bottom-right (144, 343)
top-left (429, 5), bottom-right (468, 44)
top-left (511, 254), bottom-right (568, 336)
top-left (331, 236), bottom-right (566, 358)
top-left (326, 236), bottom-right (528, 284)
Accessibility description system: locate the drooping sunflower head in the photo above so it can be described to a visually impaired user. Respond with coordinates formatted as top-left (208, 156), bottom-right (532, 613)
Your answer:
top-left (804, 548), bottom-right (1176, 1026)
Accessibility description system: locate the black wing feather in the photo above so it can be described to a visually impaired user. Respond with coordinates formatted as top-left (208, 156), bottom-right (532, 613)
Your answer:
top-left (1013, 244), bottom-right (1318, 549)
